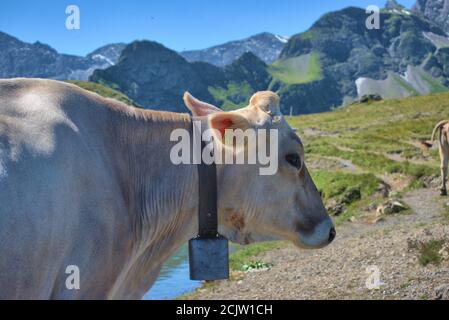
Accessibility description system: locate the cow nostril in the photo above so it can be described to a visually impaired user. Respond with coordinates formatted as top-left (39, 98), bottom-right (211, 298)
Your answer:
top-left (328, 227), bottom-right (336, 243)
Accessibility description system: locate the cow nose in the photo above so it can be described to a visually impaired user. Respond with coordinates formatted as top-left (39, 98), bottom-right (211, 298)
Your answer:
top-left (328, 227), bottom-right (336, 243)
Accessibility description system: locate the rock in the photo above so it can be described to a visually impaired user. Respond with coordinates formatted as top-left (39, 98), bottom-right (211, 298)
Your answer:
top-left (413, 0), bottom-right (449, 34)
top-left (438, 243), bottom-right (449, 261)
top-left (376, 182), bottom-right (391, 198)
top-left (326, 199), bottom-right (345, 216)
top-left (385, 0), bottom-right (405, 10)
top-left (383, 205), bottom-right (395, 215)
top-left (420, 175), bottom-right (440, 189)
top-left (376, 205), bottom-right (383, 215)
top-left (329, 203), bottom-right (345, 216)
top-left (391, 201), bottom-right (407, 213)
top-left (434, 284), bottom-right (449, 300)
top-left (377, 200), bottom-right (408, 215)
top-left (359, 94), bottom-right (383, 103)
top-left (327, 187), bottom-right (362, 215)
top-left (340, 187), bottom-right (362, 205)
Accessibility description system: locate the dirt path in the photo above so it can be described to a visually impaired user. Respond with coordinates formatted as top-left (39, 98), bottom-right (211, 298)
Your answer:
top-left (189, 188), bottom-right (449, 300)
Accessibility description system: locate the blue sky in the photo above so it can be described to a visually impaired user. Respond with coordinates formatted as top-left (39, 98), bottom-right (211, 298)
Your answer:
top-left (0, 0), bottom-right (416, 56)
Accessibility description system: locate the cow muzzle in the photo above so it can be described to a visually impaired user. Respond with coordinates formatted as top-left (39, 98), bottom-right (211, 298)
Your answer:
top-left (296, 217), bottom-right (335, 249)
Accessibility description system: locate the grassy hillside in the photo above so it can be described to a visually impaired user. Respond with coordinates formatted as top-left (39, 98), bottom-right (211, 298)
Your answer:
top-left (208, 81), bottom-right (253, 111)
top-left (268, 52), bottom-right (322, 85)
top-left (357, 67), bottom-right (448, 100)
top-left (288, 92), bottom-right (449, 223)
top-left (413, 67), bottom-right (448, 93)
top-left (66, 80), bottom-right (141, 107)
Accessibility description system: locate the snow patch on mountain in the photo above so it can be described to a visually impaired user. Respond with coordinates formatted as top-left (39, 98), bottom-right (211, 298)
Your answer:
top-left (180, 32), bottom-right (287, 66)
top-left (275, 35), bottom-right (289, 43)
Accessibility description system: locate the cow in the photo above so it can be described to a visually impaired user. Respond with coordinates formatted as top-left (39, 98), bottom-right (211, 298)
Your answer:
top-left (423, 120), bottom-right (449, 196)
top-left (0, 78), bottom-right (335, 299)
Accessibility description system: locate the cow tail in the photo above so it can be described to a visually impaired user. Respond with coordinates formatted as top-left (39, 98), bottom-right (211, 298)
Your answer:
top-left (423, 120), bottom-right (449, 148)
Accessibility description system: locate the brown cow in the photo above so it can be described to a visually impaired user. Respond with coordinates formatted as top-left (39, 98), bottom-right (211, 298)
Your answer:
top-left (423, 120), bottom-right (449, 196)
top-left (0, 78), bottom-right (335, 299)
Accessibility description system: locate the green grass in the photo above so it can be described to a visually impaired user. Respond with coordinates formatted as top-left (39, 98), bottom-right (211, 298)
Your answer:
top-left (288, 93), bottom-right (449, 166)
top-left (285, 92), bottom-right (449, 221)
top-left (268, 52), bottom-right (323, 85)
top-left (442, 203), bottom-right (449, 223)
top-left (176, 279), bottom-right (219, 300)
top-left (241, 261), bottom-right (273, 272)
top-left (391, 73), bottom-right (419, 96)
top-left (419, 240), bottom-right (445, 266)
top-left (208, 81), bottom-right (253, 111)
top-left (306, 141), bottom-right (435, 179)
top-left (416, 68), bottom-right (448, 93)
top-left (229, 241), bottom-right (284, 271)
top-left (66, 80), bottom-right (140, 107)
top-left (312, 171), bottom-right (380, 199)
top-left (298, 29), bottom-right (316, 40)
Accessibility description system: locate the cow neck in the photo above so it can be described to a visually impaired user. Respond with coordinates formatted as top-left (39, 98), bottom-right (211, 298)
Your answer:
top-left (116, 110), bottom-right (198, 249)
top-left (109, 109), bottom-right (208, 298)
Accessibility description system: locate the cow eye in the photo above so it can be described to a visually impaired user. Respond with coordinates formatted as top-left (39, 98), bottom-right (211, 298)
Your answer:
top-left (285, 153), bottom-right (301, 170)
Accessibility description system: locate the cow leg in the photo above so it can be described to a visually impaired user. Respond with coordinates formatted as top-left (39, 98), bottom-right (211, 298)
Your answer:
top-left (439, 135), bottom-right (448, 196)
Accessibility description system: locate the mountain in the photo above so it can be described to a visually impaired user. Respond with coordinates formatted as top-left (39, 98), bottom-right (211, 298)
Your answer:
top-left (6, 5), bottom-right (449, 115)
top-left (90, 40), bottom-right (223, 111)
top-left (0, 31), bottom-right (125, 80)
top-left (180, 32), bottom-right (288, 67)
top-left (87, 43), bottom-right (126, 65)
top-left (71, 43), bottom-right (126, 80)
top-left (413, 0), bottom-right (449, 34)
top-left (92, 7), bottom-right (449, 114)
top-left (385, 0), bottom-right (405, 10)
top-left (275, 6), bottom-right (449, 113)
top-left (209, 52), bottom-right (273, 110)
top-left (0, 30), bottom-right (286, 80)
top-left (90, 40), bottom-right (271, 111)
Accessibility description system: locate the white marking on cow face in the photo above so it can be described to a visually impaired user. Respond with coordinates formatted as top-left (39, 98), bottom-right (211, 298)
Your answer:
top-left (183, 91), bottom-right (335, 249)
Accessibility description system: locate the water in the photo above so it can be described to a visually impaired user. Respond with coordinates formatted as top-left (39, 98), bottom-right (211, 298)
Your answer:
top-left (144, 243), bottom-right (239, 300)
top-left (143, 245), bottom-right (200, 300)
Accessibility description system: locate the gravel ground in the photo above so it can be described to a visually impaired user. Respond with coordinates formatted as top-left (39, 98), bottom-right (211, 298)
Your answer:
top-left (190, 189), bottom-right (449, 300)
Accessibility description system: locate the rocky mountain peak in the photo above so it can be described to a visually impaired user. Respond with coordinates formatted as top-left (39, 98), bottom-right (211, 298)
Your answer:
top-left (86, 43), bottom-right (126, 65)
top-left (413, 0), bottom-right (449, 33)
top-left (180, 32), bottom-right (288, 67)
top-left (0, 31), bottom-right (125, 80)
top-left (385, 0), bottom-right (405, 10)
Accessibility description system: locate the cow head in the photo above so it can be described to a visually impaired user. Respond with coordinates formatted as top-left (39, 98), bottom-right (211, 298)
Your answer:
top-left (184, 91), bottom-right (335, 249)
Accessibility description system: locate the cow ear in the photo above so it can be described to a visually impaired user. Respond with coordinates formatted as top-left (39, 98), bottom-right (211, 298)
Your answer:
top-left (208, 112), bottom-right (250, 141)
top-left (183, 92), bottom-right (221, 116)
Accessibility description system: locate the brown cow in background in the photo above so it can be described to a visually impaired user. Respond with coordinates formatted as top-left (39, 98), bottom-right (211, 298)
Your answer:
top-left (423, 120), bottom-right (449, 196)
